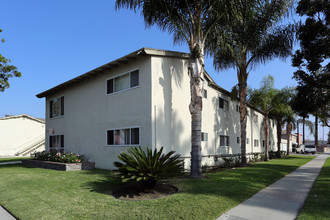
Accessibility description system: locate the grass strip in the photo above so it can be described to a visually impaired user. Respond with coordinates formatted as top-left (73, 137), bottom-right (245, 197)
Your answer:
top-left (0, 155), bottom-right (314, 220)
top-left (297, 157), bottom-right (330, 220)
top-left (0, 157), bottom-right (31, 163)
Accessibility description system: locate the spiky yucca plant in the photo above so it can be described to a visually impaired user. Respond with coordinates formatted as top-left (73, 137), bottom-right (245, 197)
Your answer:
top-left (114, 146), bottom-right (183, 189)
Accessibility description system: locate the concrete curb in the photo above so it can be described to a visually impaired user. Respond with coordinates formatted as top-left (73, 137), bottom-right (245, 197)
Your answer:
top-left (0, 206), bottom-right (16, 220)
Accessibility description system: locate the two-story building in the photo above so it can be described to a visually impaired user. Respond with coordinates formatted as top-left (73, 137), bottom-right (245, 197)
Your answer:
top-left (36, 48), bottom-right (277, 170)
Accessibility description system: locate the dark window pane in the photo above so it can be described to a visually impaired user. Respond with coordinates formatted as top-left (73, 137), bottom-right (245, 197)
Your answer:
top-left (50, 100), bottom-right (53, 118)
top-left (107, 130), bottom-right (114, 145)
top-left (107, 79), bottom-right (114, 94)
top-left (61, 135), bottom-right (64, 148)
top-left (60, 97), bottom-right (64, 116)
top-left (49, 136), bottom-right (53, 148)
top-left (219, 98), bottom-right (224, 109)
top-left (130, 70), bottom-right (139, 88)
top-left (131, 128), bottom-right (139, 145)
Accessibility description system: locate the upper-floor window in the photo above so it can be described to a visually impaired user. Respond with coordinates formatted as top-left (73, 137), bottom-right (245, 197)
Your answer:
top-left (253, 113), bottom-right (258, 124)
top-left (254, 139), bottom-right (259, 147)
top-left (219, 97), bottom-right (229, 111)
top-left (202, 89), bottom-right (207, 99)
top-left (107, 127), bottom-right (139, 146)
top-left (201, 132), bottom-right (208, 141)
top-left (107, 70), bottom-right (139, 94)
top-left (50, 96), bottom-right (64, 118)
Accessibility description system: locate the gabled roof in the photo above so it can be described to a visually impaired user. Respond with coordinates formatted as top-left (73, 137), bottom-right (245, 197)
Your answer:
top-left (0, 114), bottom-right (45, 124)
top-left (36, 48), bottom-right (190, 98)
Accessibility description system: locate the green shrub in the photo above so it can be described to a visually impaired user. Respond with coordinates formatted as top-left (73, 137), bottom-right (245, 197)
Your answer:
top-left (114, 146), bottom-right (184, 189)
top-left (234, 156), bottom-right (241, 167)
top-left (252, 153), bottom-right (260, 162)
top-left (222, 157), bottom-right (234, 168)
top-left (269, 151), bottom-right (277, 159)
top-left (33, 150), bottom-right (84, 163)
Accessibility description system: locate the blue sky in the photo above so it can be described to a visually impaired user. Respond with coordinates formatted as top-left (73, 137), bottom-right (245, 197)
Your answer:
top-left (0, 0), bottom-right (327, 141)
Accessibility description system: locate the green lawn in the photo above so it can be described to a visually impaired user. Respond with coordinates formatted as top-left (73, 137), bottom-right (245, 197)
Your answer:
top-left (297, 157), bottom-right (330, 220)
top-left (0, 157), bottom-right (31, 163)
top-left (0, 156), bottom-right (314, 220)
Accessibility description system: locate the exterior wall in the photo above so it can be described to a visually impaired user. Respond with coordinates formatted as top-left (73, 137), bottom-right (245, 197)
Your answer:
top-left (0, 116), bottom-right (45, 156)
top-left (45, 57), bottom-right (153, 169)
top-left (150, 56), bottom-right (278, 168)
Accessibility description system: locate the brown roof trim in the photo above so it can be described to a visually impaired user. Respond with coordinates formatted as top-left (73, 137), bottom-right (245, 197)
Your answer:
top-left (36, 47), bottom-right (190, 98)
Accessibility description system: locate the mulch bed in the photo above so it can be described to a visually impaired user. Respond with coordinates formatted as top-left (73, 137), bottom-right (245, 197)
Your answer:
top-left (112, 183), bottom-right (178, 201)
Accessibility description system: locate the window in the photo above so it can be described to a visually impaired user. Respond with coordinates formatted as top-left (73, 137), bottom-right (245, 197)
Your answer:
top-left (202, 89), bottom-right (207, 98)
top-left (220, 135), bottom-right (230, 147)
top-left (254, 139), bottom-right (259, 147)
top-left (49, 135), bottom-right (64, 152)
top-left (236, 105), bottom-right (239, 112)
top-left (107, 127), bottom-right (139, 146)
top-left (253, 113), bottom-right (258, 123)
top-left (263, 140), bottom-right (265, 147)
top-left (219, 98), bottom-right (229, 111)
top-left (201, 132), bottom-right (208, 141)
top-left (237, 137), bottom-right (240, 144)
top-left (107, 70), bottom-right (139, 94)
top-left (49, 96), bottom-right (64, 118)
top-left (247, 138), bottom-right (250, 144)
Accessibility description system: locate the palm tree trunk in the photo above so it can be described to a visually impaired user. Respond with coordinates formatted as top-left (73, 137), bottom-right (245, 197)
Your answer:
top-left (238, 68), bottom-right (248, 166)
top-left (315, 115), bottom-right (318, 147)
top-left (264, 115), bottom-right (269, 161)
top-left (276, 119), bottom-right (282, 158)
top-left (303, 117), bottom-right (306, 144)
top-left (297, 120), bottom-right (300, 146)
top-left (287, 123), bottom-right (292, 155)
top-left (189, 43), bottom-right (204, 178)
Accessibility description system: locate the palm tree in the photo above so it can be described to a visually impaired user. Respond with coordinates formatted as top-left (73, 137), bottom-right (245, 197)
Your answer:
top-left (284, 114), bottom-right (296, 155)
top-left (297, 118), bottom-right (314, 145)
top-left (206, 0), bottom-right (294, 165)
top-left (115, 0), bottom-right (234, 177)
top-left (250, 75), bottom-right (292, 161)
top-left (270, 87), bottom-right (295, 158)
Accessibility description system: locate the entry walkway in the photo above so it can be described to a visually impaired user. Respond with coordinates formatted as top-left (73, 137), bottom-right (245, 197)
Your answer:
top-left (217, 154), bottom-right (329, 220)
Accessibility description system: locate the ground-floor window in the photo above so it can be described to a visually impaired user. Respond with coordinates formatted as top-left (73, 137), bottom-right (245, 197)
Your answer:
top-left (254, 139), bottom-right (259, 147)
top-left (201, 132), bottom-right (208, 141)
top-left (107, 127), bottom-right (139, 146)
top-left (220, 135), bottom-right (230, 147)
top-left (49, 135), bottom-right (64, 152)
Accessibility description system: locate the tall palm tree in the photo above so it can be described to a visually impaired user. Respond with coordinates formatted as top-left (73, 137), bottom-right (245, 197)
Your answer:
top-left (206, 0), bottom-right (294, 165)
top-left (284, 114), bottom-right (296, 155)
top-left (115, 0), bottom-right (234, 177)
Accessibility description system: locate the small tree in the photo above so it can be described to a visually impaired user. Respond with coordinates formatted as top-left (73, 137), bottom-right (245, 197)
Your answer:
top-left (0, 28), bottom-right (21, 92)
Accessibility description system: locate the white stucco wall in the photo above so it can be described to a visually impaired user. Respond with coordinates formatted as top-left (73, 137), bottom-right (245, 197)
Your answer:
top-left (0, 116), bottom-right (45, 156)
top-left (150, 56), bottom-right (278, 168)
top-left (45, 56), bottom-right (153, 169)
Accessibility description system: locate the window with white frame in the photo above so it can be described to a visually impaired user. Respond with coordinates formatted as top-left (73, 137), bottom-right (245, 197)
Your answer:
top-left (49, 135), bottom-right (64, 152)
top-left (253, 113), bottom-right (258, 124)
top-left (237, 137), bottom-right (240, 144)
top-left (107, 127), bottom-right (139, 146)
top-left (107, 70), bottom-right (139, 94)
top-left (220, 135), bottom-right (230, 147)
top-left (49, 96), bottom-right (64, 118)
top-left (219, 97), bottom-right (229, 111)
top-left (202, 89), bottom-right (207, 99)
top-left (254, 139), bottom-right (259, 147)
top-left (201, 132), bottom-right (208, 141)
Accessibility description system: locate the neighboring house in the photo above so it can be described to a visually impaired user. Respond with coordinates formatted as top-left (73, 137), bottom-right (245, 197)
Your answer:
top-left (36, 48), bottom-right (278, 170)
top-left (281, 131), bottom-right (299, 152)
top-left (0, 114), bottom-right (45, 156)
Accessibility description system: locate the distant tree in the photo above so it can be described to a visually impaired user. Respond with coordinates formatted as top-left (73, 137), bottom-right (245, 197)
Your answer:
top-left (292, 0), bottom-right (330, 128)
top-left (328, 131), bottom-right (330, 144)
top-left (250, 75), bottom-right (292, 161)
top-left (0, 28), bottom-right (21, 92)
top-left (206, 0), bottom-right (294, 165)
top-left (270, 87), bottom-right (295, 157)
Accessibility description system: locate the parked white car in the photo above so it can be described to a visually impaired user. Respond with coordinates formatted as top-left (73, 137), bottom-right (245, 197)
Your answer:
top-left (296, 144), bottom-right (317, 154)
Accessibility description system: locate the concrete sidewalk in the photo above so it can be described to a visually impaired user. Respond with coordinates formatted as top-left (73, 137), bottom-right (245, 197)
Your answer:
top-left (217, 154), bottom-right (328, 220)
top-left (0, 161), bottom-right (21, 165)
top-left (0, 206), bottom-right (16, 220)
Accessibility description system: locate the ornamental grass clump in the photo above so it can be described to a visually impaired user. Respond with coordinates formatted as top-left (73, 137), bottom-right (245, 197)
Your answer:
top-left (114, 146), bottom-right (184, 189)
top-left (33, 150), bottom-right (84, 163)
